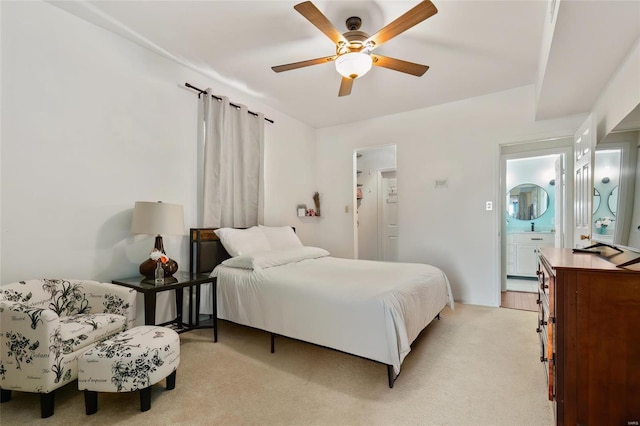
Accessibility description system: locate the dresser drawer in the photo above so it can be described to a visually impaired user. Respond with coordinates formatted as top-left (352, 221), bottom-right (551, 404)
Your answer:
top-left (537, 252), bottom-right (555, 403)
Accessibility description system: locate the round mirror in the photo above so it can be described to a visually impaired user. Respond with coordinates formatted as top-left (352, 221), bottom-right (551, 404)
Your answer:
top-left (593, 188), bottom-right (600, 214)
top-left (608, 186), bottom-right (618, 216)
top-left (506, 184), bottom-right (550, 220)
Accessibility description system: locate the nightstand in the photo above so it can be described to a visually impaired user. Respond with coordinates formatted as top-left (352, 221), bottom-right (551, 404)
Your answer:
top-left (112, 271), bottom-right (217, 342)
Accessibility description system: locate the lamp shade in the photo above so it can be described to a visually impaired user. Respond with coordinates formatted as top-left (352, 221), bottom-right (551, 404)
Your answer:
top-left (131, 201), bottom-right (184, 236)
top-left (335, 52), bottom-right (373, 79)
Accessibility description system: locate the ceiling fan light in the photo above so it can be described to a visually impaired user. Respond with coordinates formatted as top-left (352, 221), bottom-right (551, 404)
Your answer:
top-left (335, 52), bottom-right (372, 79)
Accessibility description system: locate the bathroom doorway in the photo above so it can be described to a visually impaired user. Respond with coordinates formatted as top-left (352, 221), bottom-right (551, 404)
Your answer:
top-left (355, 145), bottom-right (397, 261)
top-left (499, 139), bottom-right (573, 309)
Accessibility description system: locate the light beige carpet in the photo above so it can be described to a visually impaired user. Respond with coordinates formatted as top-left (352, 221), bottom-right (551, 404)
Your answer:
top-left (0, 304), bottom-right (553, 425)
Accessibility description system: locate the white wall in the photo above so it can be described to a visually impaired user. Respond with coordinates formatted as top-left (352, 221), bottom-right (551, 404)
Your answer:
top-left (592, 37), bottom-right (640, 142)
top-left (315, 86), bottom-right (584, 306)
top-left (630, 141), bottom-right (640, 249)
top-left (535, 0), bottom-right (560, 107)
top-left (0, 2), bottom-right (316, 319)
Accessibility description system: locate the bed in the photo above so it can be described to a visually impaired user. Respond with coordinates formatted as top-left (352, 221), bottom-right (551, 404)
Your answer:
top-left (190, 226), bottom-right (454, 388)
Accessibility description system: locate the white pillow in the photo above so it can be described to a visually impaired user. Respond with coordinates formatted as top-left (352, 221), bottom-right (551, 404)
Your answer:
top-left (214, 226), bottom-right (271, 257)
top-left (221, 246), bottom-right (330, 270)
top-left (259, 225), bottom-right (303, 250)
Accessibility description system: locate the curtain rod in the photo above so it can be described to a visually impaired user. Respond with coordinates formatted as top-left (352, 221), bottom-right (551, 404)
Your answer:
top-left (184, 82), bottom-right (274, 124)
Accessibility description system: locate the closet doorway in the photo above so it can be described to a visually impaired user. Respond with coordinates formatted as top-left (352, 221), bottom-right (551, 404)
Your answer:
top-left (355, 145), bottom-right (397, 261)
top-left (499, 139), bottom-right (573, 309)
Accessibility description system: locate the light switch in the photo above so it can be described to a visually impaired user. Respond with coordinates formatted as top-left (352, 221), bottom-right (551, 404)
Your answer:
top-left (486, 201), bottom-right (493, 211)
top-left (345, 205), bottom-right (349, 213)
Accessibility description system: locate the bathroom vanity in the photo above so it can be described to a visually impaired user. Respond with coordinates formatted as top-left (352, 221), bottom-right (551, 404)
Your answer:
top-left (506, 232), bottom-right (554, 277)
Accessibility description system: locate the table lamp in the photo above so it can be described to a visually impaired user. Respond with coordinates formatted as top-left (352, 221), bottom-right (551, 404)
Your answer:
top-left (131, 201), bottom-right (184, 278)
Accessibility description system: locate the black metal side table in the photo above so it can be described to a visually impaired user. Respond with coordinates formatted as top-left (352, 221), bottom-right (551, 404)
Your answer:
top-left (112, 271), bottom-right (217, 342)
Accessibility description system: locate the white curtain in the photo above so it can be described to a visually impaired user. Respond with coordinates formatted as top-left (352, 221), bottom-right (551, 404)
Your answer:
top-left (198, 89), bottom-right (265, 315)
top-left (202, 89), bottom-right (264, 228)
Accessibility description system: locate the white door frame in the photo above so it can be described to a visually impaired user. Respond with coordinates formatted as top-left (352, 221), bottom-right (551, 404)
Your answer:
top-left (498, 140), bottom-right (573, 299)
top-left (353, 145), bottom-right (397, 260)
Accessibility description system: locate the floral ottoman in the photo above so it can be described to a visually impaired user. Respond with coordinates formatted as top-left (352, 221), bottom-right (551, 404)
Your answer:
top-left (77, 325), bottom-right (180, 414)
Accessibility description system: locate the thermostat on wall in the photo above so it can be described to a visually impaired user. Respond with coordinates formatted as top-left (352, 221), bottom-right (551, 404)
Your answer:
top-left (434, 179), bottom-right (448, 189)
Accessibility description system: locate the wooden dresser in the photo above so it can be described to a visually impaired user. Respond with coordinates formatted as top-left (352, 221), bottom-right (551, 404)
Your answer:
top-left (537, 247), bottom-right (640, 425)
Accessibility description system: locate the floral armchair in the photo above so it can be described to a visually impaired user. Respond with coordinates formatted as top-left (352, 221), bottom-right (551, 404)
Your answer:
top-left (0, 279), bottom-right (137, 418)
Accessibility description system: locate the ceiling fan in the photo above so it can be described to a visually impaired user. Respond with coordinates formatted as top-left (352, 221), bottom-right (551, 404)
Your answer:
top-left (271, 1), bottom-right (438, 97)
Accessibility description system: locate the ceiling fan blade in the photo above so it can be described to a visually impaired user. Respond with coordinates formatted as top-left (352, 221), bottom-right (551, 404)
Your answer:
top-left (371, 54), bottom-right (429, 76)
top-left (338, 77), bottom-right (354, 97)
top-left (272, 55), bottom-right (337, 73)
top-left (366, 0), bottom-right (438, 50)
top-left (294, 1), bottom-right (348, 45)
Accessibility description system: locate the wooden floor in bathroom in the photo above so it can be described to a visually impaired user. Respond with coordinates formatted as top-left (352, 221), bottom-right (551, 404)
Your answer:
top-left (501, 291), bottom-right (538, 312)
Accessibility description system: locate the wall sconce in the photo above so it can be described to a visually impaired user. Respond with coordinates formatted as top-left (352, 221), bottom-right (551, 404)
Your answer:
top-left (601, 177), bottom-right (610, 184)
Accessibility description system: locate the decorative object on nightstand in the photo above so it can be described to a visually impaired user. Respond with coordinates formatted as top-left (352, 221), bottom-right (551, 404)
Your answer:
top-left (131, 201), bottom-right (184, 279)
top-left (151, 250), bottom-right (168, 284)
top-left (312, 192), bottom-right (321, 216)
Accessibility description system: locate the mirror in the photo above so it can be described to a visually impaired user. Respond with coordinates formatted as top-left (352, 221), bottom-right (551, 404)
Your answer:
top-left (593, 149), bottom-right (621, 236)
top-left (608, 186), bottom-right (618, 216)
top-left (507, 184), bottom-right (550, 220)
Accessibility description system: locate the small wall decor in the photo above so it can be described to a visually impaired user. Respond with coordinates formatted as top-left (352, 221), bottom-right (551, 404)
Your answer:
top-left (312, 192), bottom-right (321, 216)
top-left (297, 194), bottom-right (322, 217)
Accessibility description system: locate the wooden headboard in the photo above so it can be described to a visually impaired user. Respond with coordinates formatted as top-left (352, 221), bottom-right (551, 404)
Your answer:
top-left (189, 228), bottom-right (231, 274)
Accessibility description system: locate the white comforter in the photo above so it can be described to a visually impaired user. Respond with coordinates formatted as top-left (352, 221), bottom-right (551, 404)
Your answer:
top-left (211, 247), bottom-right (454, 374)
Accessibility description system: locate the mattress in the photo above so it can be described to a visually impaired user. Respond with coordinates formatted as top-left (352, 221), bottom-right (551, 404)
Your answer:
top-left (211, 248), bottom-right (454, 374)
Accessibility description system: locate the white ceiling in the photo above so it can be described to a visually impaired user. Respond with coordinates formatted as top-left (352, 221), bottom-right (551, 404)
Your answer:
top-left (51, 0), bottom-right (640, 129)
